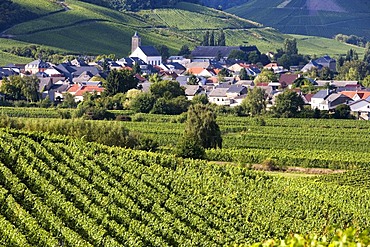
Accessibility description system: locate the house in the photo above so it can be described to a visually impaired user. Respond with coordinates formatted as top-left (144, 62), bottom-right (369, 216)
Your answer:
top-left (301, 56), bottom-right (336, 73)
top-left (314, 55), bottom-right (336, 72)
top-left (54, 62), bottom-right (100, 81)
top-left (25, 59), bottom-right (50, 74)
top-left (228, 63), bottom-right (260, 76)
top-left (311, 89), bottom-right (352, 110)
top-left (129, 32), bottom-right (162, 66)
top-left (208, 88), bottom-right (230, 105)
top-left (348, 98), bottom-right (370, 120)
top-left (339, 91), bottom-right (370, 101)
top-left (301, 60), bottom-right (323, 73)
top-left (279, 74), bottom-right (300, 88)
top-left (208, 84), bottom-right (247, 106)
top-left (67, 83), bottom-right (104, 102)
top-left (184, 85), bottom-right (205, 100)
top-left (264, 63), bottom-right (287, 74)
top-left (191, 46), bottom-right (259, 61)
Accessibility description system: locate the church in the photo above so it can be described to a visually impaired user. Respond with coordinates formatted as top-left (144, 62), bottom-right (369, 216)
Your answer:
top-left (129, 32), bottom-right (162, 66)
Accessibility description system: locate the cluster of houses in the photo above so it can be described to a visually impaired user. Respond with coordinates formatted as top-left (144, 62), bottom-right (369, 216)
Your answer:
top-left (0, 32), bottom-right (369, 119)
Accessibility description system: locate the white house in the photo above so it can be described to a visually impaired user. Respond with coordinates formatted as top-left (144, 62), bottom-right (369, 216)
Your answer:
top-left (311, 89), bottom-right (352, 110)
top-left (349, 99), bottom-right (370, 120)
top-left (130, 46), bottom-right (162, 66)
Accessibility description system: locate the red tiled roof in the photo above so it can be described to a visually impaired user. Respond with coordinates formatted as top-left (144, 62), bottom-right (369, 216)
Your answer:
top-left (72, 85), bottom-right (104, 97)
top-left (67, 84), bottom-right (80, 93)
top-left (279, 74), bottom-right (299, 85)
top-left (188, 67), bottom-right (205, 75)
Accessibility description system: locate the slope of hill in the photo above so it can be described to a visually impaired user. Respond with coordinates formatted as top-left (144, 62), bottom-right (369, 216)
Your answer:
top-left (227, 0), bottom-right (370, 40)
top-left (0, 0), bottom-right (365, 65)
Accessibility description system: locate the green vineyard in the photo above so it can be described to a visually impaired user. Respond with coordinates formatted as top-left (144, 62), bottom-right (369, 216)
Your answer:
top-left (0, 128), bottom-right (370, 246)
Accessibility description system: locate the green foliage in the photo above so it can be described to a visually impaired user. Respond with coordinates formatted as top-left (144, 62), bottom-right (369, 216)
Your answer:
top-left (254, 69), bottom-right (278, 84)
top-left (272, 91), bottom-right (305, 118)
top-left (241, 87), bottom-right (266, 116)
top-left (283, 38), bottom-right (298, 56)
top-left (104, 69), bottom-right (138, 96)
top-left (1, 128), bottom-right (370, 246)
top-left (130, 92), bottom-right (156, 113)
top-left (335, 34), bottom-right (367, 47)
top-left (191, 94), bottom-right (208, 105)
top-left (178, 44), bottom-right (191, 57)
top-left (0, 75), bottom-right (40, 102)
top-left (333, 104), bottom-right (352, 119)
top-left (185, 104), bottom-right (222, 149)
top-left (239, 68), bottom-right (249, 80)
top-left (151, 96), bottom-right (190, 115)
top-left (176, 134), bottom-right (205, 159)
top-left (247, 227), bottom-right (370, 247)
top-left (150, 80), bottom-right (185, 99)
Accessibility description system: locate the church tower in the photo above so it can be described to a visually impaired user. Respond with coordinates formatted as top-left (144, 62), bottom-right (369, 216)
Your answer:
top-left (131, 31), bottom-right (141, 53)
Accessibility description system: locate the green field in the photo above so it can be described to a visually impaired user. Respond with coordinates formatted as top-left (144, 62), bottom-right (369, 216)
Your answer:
top-left (0, 0), bottom-right (364, 65)
top-left (0, 127), bottom-right (370, 246)
top-left (12, 0), bottom-right (63, 15)
top-left (227, 0), bottom-right (370, 40)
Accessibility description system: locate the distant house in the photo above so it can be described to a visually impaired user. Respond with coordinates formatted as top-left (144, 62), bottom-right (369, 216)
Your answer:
top-left (279, 74), bottom-right (300, 88)
top-left (301, 55), bottom-right (336, 73)
top-left (25, 59), bottom-right (50, 74)
top-left (184, 85), bottom-right (205, 100)
top-left (301, 60), bottom-right (323, 73)
top-left (54, 62), bottom-right (100, 81)
top-left (314, 55), bottom-right (336, 72)
top-left (348, 99), bottom-right (370, 120)
top-left (264, 63), bottom-right (287, 74)
top-left (228, 63), bottom-right (260, 76)
top-left (191, 46), bottom-right (259, 61)
top-left (208, 84), bottom-right (247, 106)
top-left (311, 89), bottom-right (352, 110)
top-left (67, 84), bottom-right (104, 102)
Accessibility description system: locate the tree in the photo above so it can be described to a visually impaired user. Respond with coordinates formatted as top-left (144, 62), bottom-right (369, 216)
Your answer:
top-left (104, 69), bottom-right (138, 96)
top-left (156, 45), bottom-right (170, 62)
top-left (364, 42), bottom-right (370, 63)
top-left (345, 67), bottom-right (361, 81)
top-left (254, 69), bottom-right (278, 84)
top-left (191, 94), bottom-right (208, 105)
top-left (228, 50), bottom-right (246, 60)
top-left (345, 49), bottom-right (359, 61)
top-left (132, 62), bottom-right (141, 74)
top-left (362, 75), bottom-right (370, 88)
top-left (59, 93), bottom-right (77, 108)
top-left (130, 92), bottom-right (156, 113)
top-left (241, 87), bottom-right (266, 116)
top-left (239, 68), bottom-right (249, 80)
top-left (333, 104), bottom-right (352, 119)
top-left (22, 75), bottom-right (40, 102)
top-left (247, 51), bottom-right (260, 64)
top-left (178, 44), bottom-right (191, 57)
top-left (150, 80), bottom-right (185, 99)
top-left (184, 104), bottom-right (222, 149)
top-left (217, 29), bottom-right (226, 46)
top-left (272, 91), bottom-right (304, 118)
top-left (209, 31), bottom-right (215, 46)
top-left (202, 31), bottom-right (209, 46)
top-left (176, 135), bottom-right (205, 159)
top-left (283, 38), bottom-right (298, 56)
top-left (187, 75), bottom-right (199, 85)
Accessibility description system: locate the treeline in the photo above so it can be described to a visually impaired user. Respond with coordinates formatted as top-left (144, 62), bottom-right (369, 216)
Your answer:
top-left (0, 0), bottom-right (37, 32)
top-left (77, 0), bottom-right (199, 11)
top-left (335, 34), bottom-right (367, 47)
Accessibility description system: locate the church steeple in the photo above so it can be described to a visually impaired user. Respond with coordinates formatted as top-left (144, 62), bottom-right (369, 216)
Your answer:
top-left (131, 31), bottom-right (141, 53)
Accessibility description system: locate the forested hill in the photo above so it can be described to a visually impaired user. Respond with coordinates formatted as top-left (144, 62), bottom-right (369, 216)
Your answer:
top-left (77, 0), bottom-right (200, 11)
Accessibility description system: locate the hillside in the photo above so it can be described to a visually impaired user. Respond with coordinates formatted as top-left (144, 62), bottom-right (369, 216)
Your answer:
top-left (0, 0), bottom-right (365, 65)
top-left (0, 128), bottom-right (370, 246)
top-left (227, 0), bottom-right (370, 40)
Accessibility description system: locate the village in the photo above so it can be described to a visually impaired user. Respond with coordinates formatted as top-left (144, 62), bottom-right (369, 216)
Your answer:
top-left (0, 31), bottom-right (369, 119)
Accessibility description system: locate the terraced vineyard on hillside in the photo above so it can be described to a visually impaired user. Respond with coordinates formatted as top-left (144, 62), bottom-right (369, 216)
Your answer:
top-left (1, 128), bottom-right (370, 246)
top-left (0, 0), bottom-right (365, 65)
